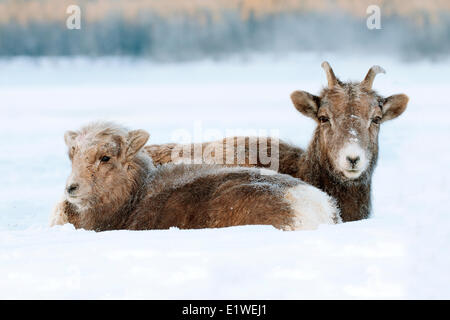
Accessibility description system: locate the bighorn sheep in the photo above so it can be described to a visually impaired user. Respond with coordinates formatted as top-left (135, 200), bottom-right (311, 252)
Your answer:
top-left (145, 62), bottom-right (409, 222)
top-left (50, 122), bottom-right (340, 231)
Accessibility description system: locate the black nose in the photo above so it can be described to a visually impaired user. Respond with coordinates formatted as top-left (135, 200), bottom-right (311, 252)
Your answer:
top-left (67, 183), bottom-right (79, 195)
top-left (346, 156), bottom-right (360, 167)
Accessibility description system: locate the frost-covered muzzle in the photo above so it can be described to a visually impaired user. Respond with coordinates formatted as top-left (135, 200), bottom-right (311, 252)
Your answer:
top-left (336, 143), bottom-right (369, 179)
top-left (64, 171), bottom-right (95, 210)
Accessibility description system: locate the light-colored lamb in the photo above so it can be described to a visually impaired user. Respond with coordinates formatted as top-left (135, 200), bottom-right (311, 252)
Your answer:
top-left (50, 121), bottom-right (340, 231)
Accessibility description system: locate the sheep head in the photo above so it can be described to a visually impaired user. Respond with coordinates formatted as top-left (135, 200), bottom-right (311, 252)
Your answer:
top-left (63, 122), bottom-right (150, 212)
top-left (290, 62), bottom-right (408, 182)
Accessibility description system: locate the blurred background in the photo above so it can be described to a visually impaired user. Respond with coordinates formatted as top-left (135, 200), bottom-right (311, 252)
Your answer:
top-left (0, 0), bottom-right (449, 60)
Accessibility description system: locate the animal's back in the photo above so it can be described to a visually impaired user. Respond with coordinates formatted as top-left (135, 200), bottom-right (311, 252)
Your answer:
top-left (127, 164), bottom-right (338, 230)
top-left (145, 137), bottom-right (304, 177)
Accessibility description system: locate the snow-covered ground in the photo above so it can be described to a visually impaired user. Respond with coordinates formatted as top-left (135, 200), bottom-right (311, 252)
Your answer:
top-left (0, 54), bottom-right (449, 299)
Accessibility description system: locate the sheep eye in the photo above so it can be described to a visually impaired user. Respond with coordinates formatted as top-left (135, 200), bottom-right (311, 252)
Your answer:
top-left (100, 156), bottom-right (110, 162)
top-left (318, 116), bottom-right (329, 124)
top-left (372, 117), bottom-right (382, 125)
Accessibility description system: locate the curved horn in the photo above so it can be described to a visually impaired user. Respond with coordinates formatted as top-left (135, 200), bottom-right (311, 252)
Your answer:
top-left (361, 65), bottom-right (386, 90)
top-left (321, 61), bottom-right (338, 89)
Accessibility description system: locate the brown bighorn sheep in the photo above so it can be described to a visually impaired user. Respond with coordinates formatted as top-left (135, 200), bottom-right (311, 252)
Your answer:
top-left (145, 62), bottom-right (408, 222)
top-left (50, 122), bottom-right (340, 231)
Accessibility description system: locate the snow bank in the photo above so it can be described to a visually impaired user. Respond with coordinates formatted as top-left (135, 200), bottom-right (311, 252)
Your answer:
top-left (0, 223), bottom-right (407, 299)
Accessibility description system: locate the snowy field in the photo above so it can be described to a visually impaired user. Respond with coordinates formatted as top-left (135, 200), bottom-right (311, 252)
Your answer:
top-left (0, 53), bottom-right (449, 299)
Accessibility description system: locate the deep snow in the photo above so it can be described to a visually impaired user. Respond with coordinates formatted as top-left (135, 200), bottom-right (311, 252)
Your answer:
top-left (0, 54), bottom-right (449, 299)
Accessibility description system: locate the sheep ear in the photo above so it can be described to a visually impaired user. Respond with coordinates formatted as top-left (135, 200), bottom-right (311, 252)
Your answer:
top-left (290, 90), bottom-right (320, 120)
top-left (64, 131), bottom-right (78, 147)
top-left (381, 94), bottom-right (408, 123)
top-left (126, 129), bottom-right (150, 158)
